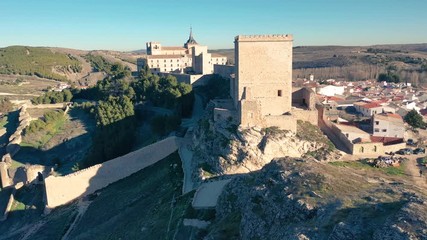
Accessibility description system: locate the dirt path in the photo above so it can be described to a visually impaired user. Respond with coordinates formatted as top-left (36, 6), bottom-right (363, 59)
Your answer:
top-left (61, 199), bottom-right (91, 240)
top-left (19, 220), bottom-right (47, 240)
top-left (405, 155), bottom-right (427, 189)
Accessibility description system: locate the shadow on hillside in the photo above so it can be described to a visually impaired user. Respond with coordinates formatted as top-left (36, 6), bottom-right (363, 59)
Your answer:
top-left (0, 110), bottom-right (19, 155)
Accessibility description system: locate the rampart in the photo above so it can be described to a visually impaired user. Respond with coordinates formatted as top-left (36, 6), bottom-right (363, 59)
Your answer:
top-left (44, 136), bottom-right (182, 210)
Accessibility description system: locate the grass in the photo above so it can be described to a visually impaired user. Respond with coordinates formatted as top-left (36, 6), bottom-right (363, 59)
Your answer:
top-left (329, 159), bottom-right (406, 176)
top-left (0, 116), bottom-right (7, 129)
top-left (67, 151), bottom-right (190, 240)
top-left (21, 110), bottom-right (67, 149)
top-left (297, 120), bottom-right (335, 151)
top-left (2, 151), bottom-right (192, 239)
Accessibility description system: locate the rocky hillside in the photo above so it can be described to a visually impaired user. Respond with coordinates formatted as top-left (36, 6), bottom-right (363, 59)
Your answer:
top-left (191, 103), bottom-right (340, 183)
top-left (204, 157), bottom-right (427, 239)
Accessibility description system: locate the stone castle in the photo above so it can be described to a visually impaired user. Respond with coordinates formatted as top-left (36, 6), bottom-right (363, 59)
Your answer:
top-left (214, 34), bottom-right (317, 131)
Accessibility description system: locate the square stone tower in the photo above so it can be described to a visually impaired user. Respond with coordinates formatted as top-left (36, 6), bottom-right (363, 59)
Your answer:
top-left (232, 34), bottom-right (294, 129)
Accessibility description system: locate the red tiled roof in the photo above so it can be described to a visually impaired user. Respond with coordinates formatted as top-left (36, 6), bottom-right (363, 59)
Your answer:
top-left (360, 102), bottom-right (381, 109)
top-left (328, 96), bottom-right (345, 101)
top-left (384, 113), bottom-right (402, 119)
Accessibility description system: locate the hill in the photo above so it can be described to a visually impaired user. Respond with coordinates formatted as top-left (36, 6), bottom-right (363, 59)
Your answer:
top-left (212, 43), bottom-right (427, 85)
top-left (0, 46), bottom-right (82, 82)
top-left (0, 46), bottom-right (140, 86)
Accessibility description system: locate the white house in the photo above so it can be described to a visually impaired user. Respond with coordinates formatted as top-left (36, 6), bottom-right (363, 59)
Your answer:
top-left (354, 102), bottom-right (396, 117)
top-left (317, 85), bottom-right (345, 97)
top-left (372, 113), bottom-right (405, 138)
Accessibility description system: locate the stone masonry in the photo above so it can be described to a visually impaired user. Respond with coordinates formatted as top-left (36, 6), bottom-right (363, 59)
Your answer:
top-left (232, 34), bottom-right (295, 130)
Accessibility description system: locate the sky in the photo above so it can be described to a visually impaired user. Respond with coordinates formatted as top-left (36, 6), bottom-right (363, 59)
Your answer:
top-left (0, 0), bottom-right (426, 51)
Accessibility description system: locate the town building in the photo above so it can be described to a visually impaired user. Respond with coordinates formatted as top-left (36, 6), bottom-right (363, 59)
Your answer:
top-left (317, 85), bottom-right (345, 97)
top-left (354, 101), bottom-right (395, 117)
top-left (372, 113), bottom-right (405, 138)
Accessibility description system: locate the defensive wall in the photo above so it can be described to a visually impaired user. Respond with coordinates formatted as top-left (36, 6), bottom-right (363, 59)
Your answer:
top-left (213, 64), bottom-right (235, 80)
top-left (1, 104), bottom-right (31, 188)
top-left (44, 136), bottom-right (182, 210)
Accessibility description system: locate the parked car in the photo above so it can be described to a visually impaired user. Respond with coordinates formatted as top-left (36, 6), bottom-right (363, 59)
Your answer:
top-left (397, 148), bottom-right (413, 155)
top-left (407, 139), bottom-right (416, 146)
top-left (413, 148), bottom-right (425, 154)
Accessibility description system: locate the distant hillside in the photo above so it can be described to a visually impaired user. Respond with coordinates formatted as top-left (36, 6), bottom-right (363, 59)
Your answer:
top-left (212, 43), bottom-right (427, 85)
top-left (0, 46), bottom-right (83, 81)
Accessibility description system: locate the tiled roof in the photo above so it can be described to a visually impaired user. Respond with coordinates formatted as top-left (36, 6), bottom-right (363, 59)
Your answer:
top-left (360, 102), bottom-right (381, 109)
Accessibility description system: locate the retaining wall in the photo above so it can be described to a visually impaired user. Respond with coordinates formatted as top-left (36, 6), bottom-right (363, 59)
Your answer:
top-left (44, 136), bottom-right (182, 210)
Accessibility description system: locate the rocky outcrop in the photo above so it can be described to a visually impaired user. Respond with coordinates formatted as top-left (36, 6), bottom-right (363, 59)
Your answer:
top-left (191, 105), bottom-right (340, 181)
top-left (205, 158), bottom-right (427, 240)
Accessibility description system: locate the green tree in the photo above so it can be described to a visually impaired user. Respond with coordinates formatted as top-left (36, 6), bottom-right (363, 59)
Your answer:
top-left (404, 110), bottom-right (425, 129)
top-left (378, 73), bottom-right (400, 83)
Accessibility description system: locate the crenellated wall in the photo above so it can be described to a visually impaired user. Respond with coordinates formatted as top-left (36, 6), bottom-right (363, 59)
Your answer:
top-left (44, 136), bottom-right (182, 210)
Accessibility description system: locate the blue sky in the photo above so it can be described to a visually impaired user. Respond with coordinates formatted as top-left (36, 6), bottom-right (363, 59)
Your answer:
top-left (0, 0), bottom-right (426, 51)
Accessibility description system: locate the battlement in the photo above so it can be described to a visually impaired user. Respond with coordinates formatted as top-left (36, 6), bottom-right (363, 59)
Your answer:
top-left (235, 34), bottom-right (293, 42)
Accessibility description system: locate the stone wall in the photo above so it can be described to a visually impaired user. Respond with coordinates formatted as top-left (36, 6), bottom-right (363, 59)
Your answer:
top-left (264, 115), bottom-right (297, 132)
top-left (0, 104), bottom-right (31, 188)
top-left (44, 136), bottom-right (182, 210)
top-left (164, 73), bottom-right (212, 86)
top-left (213, 64), bottom-right (234, 80)
top-left (27, 103), bottom-right (67, 109)
top-left (0, 162), bottom-right (11, 188)
top-left (291, 109), bottom-right (318, 126)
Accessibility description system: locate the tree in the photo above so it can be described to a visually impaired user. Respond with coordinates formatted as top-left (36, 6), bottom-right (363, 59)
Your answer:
top-left (404, 110), bottom-right (425, 129)
top-left (377, 72), bottom-right (400, 83)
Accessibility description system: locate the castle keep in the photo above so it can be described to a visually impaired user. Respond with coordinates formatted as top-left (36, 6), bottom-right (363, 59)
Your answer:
top-left (232, 35), bottom-right (296, 129)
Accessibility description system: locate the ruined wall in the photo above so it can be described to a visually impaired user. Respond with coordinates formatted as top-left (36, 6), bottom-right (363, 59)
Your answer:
top-left (0, 188), bottom-right (15, 221)
top-left (0, 162), bottom-right (11, 188)
top-left (292, 87), bottom-right (317, 110)
top-left (44, 136), bottom-right (181, 210)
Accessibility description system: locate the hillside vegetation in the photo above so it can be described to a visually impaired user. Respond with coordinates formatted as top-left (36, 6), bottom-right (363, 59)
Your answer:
top-left (0, 46), bottom-right (82, 81)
